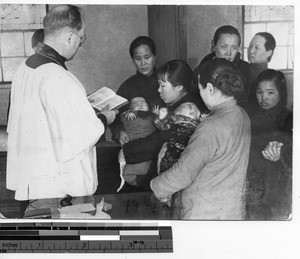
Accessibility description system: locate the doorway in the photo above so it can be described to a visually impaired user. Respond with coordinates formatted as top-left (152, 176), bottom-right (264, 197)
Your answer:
top-left (148, 5), bottom-right (187, 67)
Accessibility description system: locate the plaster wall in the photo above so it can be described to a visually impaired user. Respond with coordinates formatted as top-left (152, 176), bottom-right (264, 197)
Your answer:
top-left (67, 5), bottom-right (148, 94)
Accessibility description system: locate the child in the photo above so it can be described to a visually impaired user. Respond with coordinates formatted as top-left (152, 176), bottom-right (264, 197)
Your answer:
top-left (154, 102), bottom-right (204, 174)
top-left (120, 97), bottom-right (156, 140)
top-left (117, 97), bottom-right (157, 191)
top-left (246, 69), bottom-right (292, 220)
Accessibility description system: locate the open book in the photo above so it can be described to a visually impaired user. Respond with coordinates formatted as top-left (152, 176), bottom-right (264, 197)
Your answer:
top-left (87, 87), bottom-right (128, 111)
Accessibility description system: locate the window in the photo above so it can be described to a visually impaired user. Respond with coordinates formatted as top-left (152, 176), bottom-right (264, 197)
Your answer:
top-left (0, 4), bottom-right (46, 83)
top-left (243, 5), bottom-right (294, 70)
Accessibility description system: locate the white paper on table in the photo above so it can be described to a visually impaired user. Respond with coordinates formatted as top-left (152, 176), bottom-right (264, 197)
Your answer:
top-left (58, 200), bottom-right (111, 219)
top-left (58, 203), bottom-right (96, 214)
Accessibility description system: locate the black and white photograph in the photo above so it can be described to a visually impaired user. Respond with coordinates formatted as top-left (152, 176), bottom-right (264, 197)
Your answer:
top-left (0, 1), bottom-right (298, 258)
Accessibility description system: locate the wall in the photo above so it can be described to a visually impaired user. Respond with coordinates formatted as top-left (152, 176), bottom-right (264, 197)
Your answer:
top-left (67, 5), bottom-right (148, 94)
top-left (284, 71), bottom-right (293, 109)
top-left (0, 86), bottom-right (10, 125)
top-left (0, 5), bottom-right (148, 125)
top-left (148, 6), bottom-right (187, 68)
top-left (186, 5), bottom-right (243, 70)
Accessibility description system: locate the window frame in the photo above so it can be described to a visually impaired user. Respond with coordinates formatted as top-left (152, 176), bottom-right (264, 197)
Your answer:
top-left (0, 4), bottom-right (48, 84)
top-left (242, 5), bottom-right (294, 73)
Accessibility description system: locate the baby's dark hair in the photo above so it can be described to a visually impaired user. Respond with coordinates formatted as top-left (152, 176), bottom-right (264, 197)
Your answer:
top-left (256, 69), bottom-right (287, 107)
top-left (198, 58), bottom-right (244, 98)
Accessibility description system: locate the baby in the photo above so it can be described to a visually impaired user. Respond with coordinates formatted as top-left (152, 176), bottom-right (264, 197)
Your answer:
top-left (154, 102), bottom-right (203, 174)
top-left (117, 97), bottom-right (157, 191)
top-left (120, 97), bottom-right (156, 140)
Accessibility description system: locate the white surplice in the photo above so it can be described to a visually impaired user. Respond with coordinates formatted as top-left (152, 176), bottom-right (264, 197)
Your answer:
top-left (7, 62), bottom-right (105, 200)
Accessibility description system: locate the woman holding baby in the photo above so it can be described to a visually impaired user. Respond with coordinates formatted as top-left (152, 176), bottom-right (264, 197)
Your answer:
top-left (122, 59), bottom-right (203, 191)
top-left (151, 58), bottom-right (251, 220)
top-left (111, 35), bottom-right (164, 192)
top-left (114, 36), bottom-right (204, 192)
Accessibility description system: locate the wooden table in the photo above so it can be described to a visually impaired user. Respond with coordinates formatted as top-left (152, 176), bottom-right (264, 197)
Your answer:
top-left (25, 192), bottom-right (175, 220)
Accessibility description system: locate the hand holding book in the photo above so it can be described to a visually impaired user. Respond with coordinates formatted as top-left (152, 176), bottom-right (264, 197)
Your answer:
top-left (98, 105), bottom-right (119, 125)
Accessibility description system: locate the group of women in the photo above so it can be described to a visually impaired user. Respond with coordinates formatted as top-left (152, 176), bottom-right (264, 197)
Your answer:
top-left (109, 25), bottom-right (292, 220)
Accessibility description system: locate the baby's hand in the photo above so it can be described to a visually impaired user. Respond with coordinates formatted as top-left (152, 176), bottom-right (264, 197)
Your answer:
top-left (158, 107), bottom-right (168, 120)
top-left (152, 105), bottom-right (160, 115)
top-left (125, 111), bottom-right (137, 121)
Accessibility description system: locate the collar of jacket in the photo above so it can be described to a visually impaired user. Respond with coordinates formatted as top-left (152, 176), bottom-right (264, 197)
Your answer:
top-left (166, 92), bottom-right (189, 109)
top-left (136, 68), bottom-right (157, 79)
top-left (35, 42), bottom-right (67, 70)
top-left (232, 52), bottom-right (242, 65)
top-left (201, 52), bottom-right (244, 67)
top-left (211, 99), bottom-right (237, 114)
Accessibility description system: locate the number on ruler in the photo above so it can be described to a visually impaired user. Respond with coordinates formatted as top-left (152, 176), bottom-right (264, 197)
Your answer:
top-left (82, 242), bottom-right (87, 249)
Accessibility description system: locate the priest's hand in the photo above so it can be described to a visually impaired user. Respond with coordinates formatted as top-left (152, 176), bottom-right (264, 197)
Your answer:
top-left (100, 105), bottom-right (119, 125)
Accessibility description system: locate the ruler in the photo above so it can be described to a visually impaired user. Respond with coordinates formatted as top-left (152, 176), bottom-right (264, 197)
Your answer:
top-left (0, 222), bottom-right (173, 253)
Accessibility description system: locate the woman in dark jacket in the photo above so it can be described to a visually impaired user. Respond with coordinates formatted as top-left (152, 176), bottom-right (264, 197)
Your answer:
top-left (246, 69), bottom-right (292, 220)
top-left (193, 25), bottom-right (255, 108)
top-left (111, 36), bottom-right (165, 144)
top-left (122, 59), bottom-right (204, 191)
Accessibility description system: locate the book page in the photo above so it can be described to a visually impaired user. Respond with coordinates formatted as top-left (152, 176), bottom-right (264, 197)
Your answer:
top-left (93, 95), bottom-right (128, 110)
top-left (87, 87), bottom-right (115, 106)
